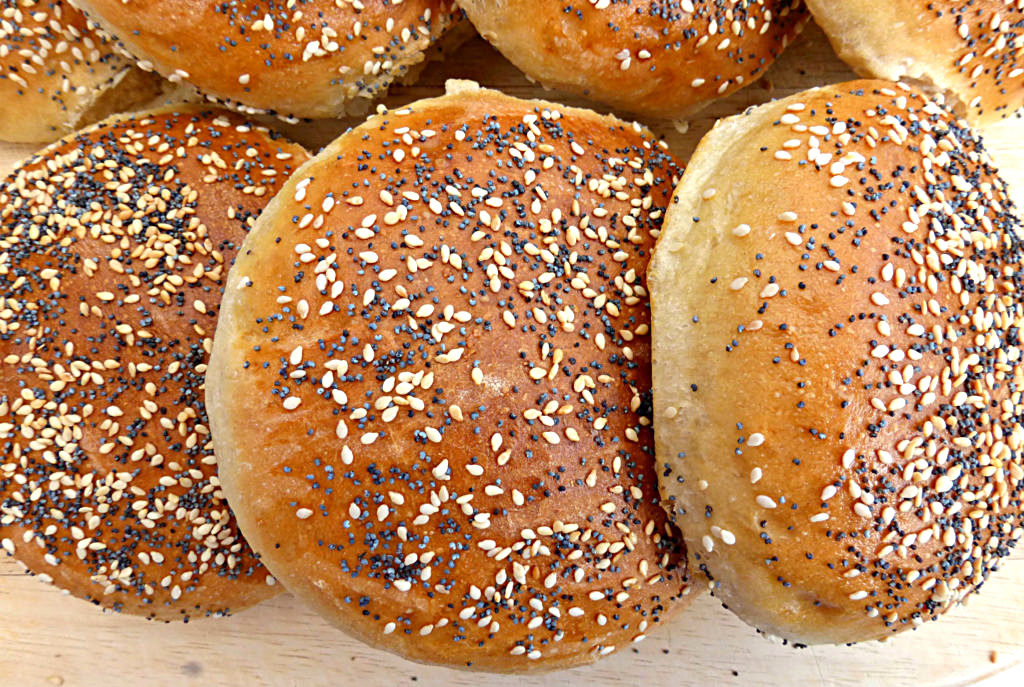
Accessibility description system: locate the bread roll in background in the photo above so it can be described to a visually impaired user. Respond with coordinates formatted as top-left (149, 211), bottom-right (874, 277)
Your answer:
top-left (0, 106), bottom-right (310, 619)
top-left (456, 0), bottom-right (810, 119)
top-left (207, 80), bottom-right (692, 671)
top-left (0, 0), bottom-right (164, 142)
top-left (806, 0), bottom-right (1024, 126)
top-left (649, 79), bottom-right (1024, 644)
top-left (70, 0), bottom-right (468, 119)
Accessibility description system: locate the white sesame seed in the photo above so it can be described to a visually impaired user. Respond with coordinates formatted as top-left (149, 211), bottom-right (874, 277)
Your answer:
top-left (731, 224), bottom-right (751, 237)
top-left (842, 449), bottom-right (856, 468)
top-left (432, 459), bottom-right (450, 480)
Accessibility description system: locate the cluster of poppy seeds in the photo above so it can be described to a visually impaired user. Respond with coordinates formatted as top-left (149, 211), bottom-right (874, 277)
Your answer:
top-left (0, 107), bottom-right (307, 618)
top-left (657, 81), bottom-right (1024, 639)
top-left (74, 0), bottom-right (462, 117)
top-left (461, 0), bottom-right (809, 117)
top-left (211, 86), bottom-right (691, 668)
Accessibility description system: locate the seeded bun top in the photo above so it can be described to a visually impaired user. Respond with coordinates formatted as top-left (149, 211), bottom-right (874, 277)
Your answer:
top-left (649, 79), bottom-right (1024, 644)
top-left (807, 0), bottom-right (1024, 126)
top-left (456, 0), bottom-right (809, 119)
top-left (207, 81), bottom-right (692, 671)
top-left (0, 0), bottom-right (163, 142)
top-left (72, 0), bottom-right (463, 118)
top-left (0, 106), bottom-right (309, 619)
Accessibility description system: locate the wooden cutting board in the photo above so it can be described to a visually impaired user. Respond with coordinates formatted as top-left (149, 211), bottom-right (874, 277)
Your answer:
top-left (2, 23), bottom-right (1023, 687)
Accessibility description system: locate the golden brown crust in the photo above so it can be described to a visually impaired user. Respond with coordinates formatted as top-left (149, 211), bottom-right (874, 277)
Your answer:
top-left (0, 0), bottom-right (164, 143)
top-left (456, 0), bottom-right (809, 119)
top-left (208, 81), bottom-right (692, 671)
top-left (0, 105), bottom-right (310, 619)
top-left (650, 79), bottom-right (1024, 644)
top-left (71, 0), bottom-right (463, 119)
top-left (807, 0), bottom-right (1024, 126)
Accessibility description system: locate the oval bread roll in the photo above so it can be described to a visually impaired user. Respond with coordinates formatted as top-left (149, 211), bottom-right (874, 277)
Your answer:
top-left (457, 0), bottom-right (810, 118)
top-left (807, 0), bottom-right (1024, 126)
top-left (71, 0), bottom-right (466, 118)
top-left (0, 0), bottom-right (164, 142)
top-left (0, 106), bottom-right (309, 619)
top-left (650, 79), bottom-right (1024, 644)
top-left (208, 81), bottom-right (693, 670)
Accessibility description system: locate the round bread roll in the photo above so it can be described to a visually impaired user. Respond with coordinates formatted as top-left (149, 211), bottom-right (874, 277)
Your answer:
top-left (649, 79), bottom-right (1024, 644)
top-left (70, 0), bottom-right (465, 119)
top-left (0, 0), bottom-right (165, 143)
top-left (806, 0), bottom-right (1024, 126)
top-left (207, 80), bottom-right (692, 670)
top-left (0, 106), bottom-right (310, 619)
top-left (456, 0), bottom-right (810, 119)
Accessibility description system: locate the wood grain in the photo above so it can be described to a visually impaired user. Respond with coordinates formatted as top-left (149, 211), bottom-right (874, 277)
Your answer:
top-left (2, 23), bottom-right (1024, 687)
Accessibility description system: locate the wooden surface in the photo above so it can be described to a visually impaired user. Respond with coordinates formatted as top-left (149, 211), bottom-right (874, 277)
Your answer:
top-left (3, 23), bottom-right (1024, 687)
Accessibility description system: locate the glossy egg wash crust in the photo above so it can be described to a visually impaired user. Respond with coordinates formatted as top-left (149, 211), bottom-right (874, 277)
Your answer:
top-left (0, 0), bottom-right (163, 143)
top-left (650, 80), bottom-right (1024, 644)
top-left (71, 0), bottom-right (464, 119)
top-left (208, 81), bottom-right (691, 671)
top-left (0, 106), bottom-right (310, 619)
top-left (457, 0), bottom-right (809, 119)
top-left (807, 0), bottom-right (1024, 126)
